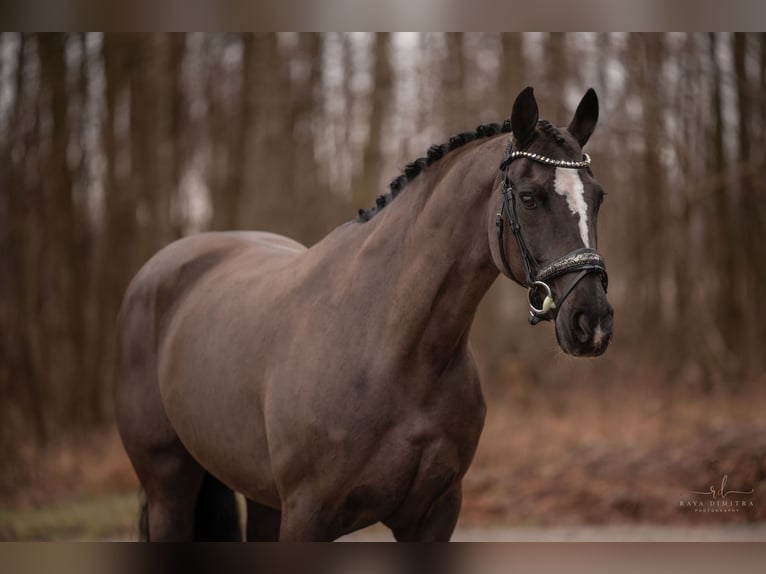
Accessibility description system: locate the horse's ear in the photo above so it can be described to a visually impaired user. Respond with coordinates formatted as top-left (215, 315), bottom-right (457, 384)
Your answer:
top-left (568, 88), bottom-right (599, 147)
top-left (511, 86), bottom-right (539, 148)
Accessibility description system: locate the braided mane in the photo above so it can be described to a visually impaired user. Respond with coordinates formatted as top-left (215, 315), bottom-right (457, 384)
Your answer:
top-left (355, 120), bottom-right (512, 222)
top-left (537, 119), bottom-right (565, 144)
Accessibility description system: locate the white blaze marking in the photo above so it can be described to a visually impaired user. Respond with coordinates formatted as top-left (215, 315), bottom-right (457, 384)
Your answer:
top-left (554, 168), bottom-right (590, 248)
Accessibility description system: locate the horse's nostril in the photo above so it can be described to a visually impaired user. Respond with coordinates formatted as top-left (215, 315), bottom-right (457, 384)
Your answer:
top-left (573, 312), bottom-right (591, 344)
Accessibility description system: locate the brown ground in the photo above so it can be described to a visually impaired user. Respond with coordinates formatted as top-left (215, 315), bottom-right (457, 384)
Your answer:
top-left (2, 367), bottom-right (765, 540)
top-left (463, 372), bottom-right (766, 527)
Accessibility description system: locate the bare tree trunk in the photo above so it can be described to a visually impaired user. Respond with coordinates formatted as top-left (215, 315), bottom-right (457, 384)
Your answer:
top-left (354, 33), bottom-right (393, 210)
top-left (246, 33), bottom-right (291, 232)
top-left (213, 34), bottom-right (253, 231)
top-left (733, 33), bottom-right (764, 371)
top-left (0, 34), bottom-right (49, 449)
top-left (39, 33), bottom-right (85, 427)
top-left (707, 33), bottom-right (740, 384)
top-left (761, 33), bottom-right (766, 132)
top-left (340, 33), bottom-right (355, 194)
top-left (497, 34), bottom-right (526, 116)
top-left (129, 34), bottom-right (175, 253)
top-left (758, 34), bottom-right (766, 362)
top-left (71, 33), bottom-right (104, 423)
top-left (206, 36), bottom-right (230, 231)
top-left (98, 33), bottom-right (135, 421)
top-left (637, 34), bottom-right (667, 345)
top-left (128, 37), bottom-right (151, 254)
top-left (289, 33), bottom-right (327, 243)
top-left (670, 34), bottom-right (702, 372)
top-left (169, 33), bottom-right (186, 238)
top-left (543, 33), bottom-right (568, 122)
top-left (441, 33), bottom-right (467, 131)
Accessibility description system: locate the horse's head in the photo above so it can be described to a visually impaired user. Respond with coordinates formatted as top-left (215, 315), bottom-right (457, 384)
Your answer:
top-left (489, 87), bottom-right (613, 357)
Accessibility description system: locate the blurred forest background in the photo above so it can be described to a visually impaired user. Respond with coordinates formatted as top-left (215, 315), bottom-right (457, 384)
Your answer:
top-left (1, 33), bottom-right (765, 538)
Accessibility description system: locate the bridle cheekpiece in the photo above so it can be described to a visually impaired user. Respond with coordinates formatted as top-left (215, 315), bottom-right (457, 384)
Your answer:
top-left (496, 141), bottom-right (608, 325)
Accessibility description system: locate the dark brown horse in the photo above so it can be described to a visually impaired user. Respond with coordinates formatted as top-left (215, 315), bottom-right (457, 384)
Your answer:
top-left (114, 87), bottom-right (613, 541)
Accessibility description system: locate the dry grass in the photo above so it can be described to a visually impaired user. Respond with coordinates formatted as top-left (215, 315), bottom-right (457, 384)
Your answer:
top-left (0, 428), bottom-right (139, 540)
top-left (1, 427), bottom-right (138, 512)
top-left (462, 364), bottom-right (766, 527)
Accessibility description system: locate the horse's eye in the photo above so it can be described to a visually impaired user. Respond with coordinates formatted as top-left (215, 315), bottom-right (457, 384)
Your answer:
top-left (520, 192), bottom-right (536, 209)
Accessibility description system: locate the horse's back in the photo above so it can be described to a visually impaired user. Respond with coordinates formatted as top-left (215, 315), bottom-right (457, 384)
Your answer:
top-left (120, 230), bottom-right (304, 328)
top-left (130, 230), bottom-right (305, 291)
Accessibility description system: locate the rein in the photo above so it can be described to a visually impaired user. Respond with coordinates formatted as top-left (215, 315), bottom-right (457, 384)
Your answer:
top-left (496, 143), bottom-right (608, 325)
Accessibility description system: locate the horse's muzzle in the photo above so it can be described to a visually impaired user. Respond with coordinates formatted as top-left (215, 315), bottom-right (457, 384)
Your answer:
top-left (569, 304), bottom-right (614, 356)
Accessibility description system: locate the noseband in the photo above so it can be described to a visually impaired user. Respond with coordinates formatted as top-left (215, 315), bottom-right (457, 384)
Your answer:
top-left (496, 145), bottom-right (608, 325)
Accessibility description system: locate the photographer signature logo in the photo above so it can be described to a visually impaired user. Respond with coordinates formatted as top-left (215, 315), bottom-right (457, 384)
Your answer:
top-left (680, 474), bottom-right (755, 513)
top-left (690, 474), bottom-right (754, 499)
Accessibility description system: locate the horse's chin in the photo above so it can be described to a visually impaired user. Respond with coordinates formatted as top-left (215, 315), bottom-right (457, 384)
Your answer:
top-left (557, 338), bottom-right (610, 358)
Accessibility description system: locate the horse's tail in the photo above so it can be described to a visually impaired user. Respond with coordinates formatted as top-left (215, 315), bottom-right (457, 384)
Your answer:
top-left (193, 473), bottom-right (242, 541)
top-left (136, 473), bottom-right (242, 541)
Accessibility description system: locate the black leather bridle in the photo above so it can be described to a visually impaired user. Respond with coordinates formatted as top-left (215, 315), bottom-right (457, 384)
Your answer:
top-left (496, 143), bottom-right (608, 325)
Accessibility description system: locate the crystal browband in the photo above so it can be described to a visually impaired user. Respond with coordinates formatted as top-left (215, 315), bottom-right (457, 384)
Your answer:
top-left (535, 249), bottom-right (606, 284)
top-left (508, 150), bottom-right (591, 169)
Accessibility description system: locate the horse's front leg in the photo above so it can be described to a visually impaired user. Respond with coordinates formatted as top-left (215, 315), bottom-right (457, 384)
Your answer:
top-left (246, 499), bottom-right (281, 541)
top-left (390, 482), bottom-right (463, 542)
top-left (277, 493), bottom-right (338, 541)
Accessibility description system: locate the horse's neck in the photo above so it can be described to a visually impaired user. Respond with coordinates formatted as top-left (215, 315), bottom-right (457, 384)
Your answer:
top-left (357, 137), bottom-right (504, 369)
